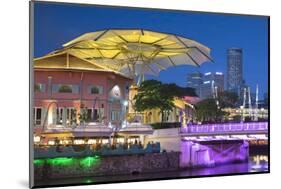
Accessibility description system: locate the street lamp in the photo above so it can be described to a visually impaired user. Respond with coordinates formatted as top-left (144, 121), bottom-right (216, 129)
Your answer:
top-left (123, 100), bottom-right (128, 107)
top-left (240, 105), bottom-right (244, 122)
top-left (122, 100), bottom-right (129, 128)
top-left (261, 108), bottom-right (265, 119)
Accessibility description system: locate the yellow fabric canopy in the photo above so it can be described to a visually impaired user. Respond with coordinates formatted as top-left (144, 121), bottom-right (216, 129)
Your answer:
top-left (40, 29), bottom-right (213, 79)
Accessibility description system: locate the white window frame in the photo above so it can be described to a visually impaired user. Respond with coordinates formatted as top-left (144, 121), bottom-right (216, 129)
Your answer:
top-left (33, 107), bottom-right (42, 126)
top-left (111, 110), bottom-right (120, 121)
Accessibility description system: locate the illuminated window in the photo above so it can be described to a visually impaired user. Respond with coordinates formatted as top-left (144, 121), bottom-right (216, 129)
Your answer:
top-left (34, 83), bottom-right (45, 93)
top-left (88, 85), bottom-right (103, 94)
top-left (110, 85), bottom-right (121, 98)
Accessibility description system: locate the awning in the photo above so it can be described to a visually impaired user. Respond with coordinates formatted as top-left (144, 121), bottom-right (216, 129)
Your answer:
top-left (40, 132), bottom-right (74, 138)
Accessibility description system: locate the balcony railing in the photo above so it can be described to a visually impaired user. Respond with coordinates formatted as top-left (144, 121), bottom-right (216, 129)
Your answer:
top-left (180, 122), bottom-right (268, 134)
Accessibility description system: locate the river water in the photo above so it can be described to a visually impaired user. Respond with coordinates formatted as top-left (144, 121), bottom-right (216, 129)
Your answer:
top-left (35, 154), bottom-right (268, 187)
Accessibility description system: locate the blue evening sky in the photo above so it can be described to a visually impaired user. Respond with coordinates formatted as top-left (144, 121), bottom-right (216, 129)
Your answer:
top-left (34, 2), bottom-right (269, 98)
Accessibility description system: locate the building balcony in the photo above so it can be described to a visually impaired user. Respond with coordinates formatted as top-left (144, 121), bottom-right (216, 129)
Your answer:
top-left (119, 122), bottom-right (153, 135)
top-left (73, 122), bottom-right (113, 137)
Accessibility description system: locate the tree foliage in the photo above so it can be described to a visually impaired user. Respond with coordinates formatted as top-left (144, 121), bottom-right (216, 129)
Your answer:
top-left (218, 91), bottom-right (239, 108)
top-left (195, 98), bottom-right (226, 122)
top-left (134, 80), bottom-right (193, 122)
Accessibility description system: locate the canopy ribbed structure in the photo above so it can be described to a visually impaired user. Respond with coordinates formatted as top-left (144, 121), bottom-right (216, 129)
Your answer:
top-left (48, 29), bottom-right (213, 82)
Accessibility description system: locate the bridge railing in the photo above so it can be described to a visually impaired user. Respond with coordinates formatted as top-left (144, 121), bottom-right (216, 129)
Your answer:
top-left (180, 122), bottom-right (268, 134)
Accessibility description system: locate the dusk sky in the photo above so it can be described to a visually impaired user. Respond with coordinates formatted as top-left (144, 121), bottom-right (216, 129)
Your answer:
top-left (34, 2), bottom-right (269, 98)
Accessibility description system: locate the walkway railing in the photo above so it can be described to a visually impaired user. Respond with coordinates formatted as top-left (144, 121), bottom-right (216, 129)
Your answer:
top-left (180, 122), bottom-right (268, 134)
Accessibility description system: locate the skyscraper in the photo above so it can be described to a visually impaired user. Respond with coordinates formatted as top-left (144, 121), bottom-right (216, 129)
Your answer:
top-left (227, 48), bottom-right (243, 94)
top-left (201, 72), bottom-right (224, 99)
top-left (187, 72), bottom-right (203, 97)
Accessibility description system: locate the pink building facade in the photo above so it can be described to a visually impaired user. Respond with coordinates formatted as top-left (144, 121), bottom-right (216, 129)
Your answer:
top-left (33, 53), bottom-right (133, 130)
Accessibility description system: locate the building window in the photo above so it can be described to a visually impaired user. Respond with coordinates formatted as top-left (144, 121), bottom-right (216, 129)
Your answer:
top-left (34, 83), bottom-right (45, 93)
top-left (56, 107), bottom-right (77, 126)
top-left (52, 84), bottom-right (79, 94)
top-left (87, 109), bottom-right (93, 121)
top-left (33, 107), bottom-right (42, 125)
top-left (87, 108), bottom-right (104, 122)
top-left (56, 108), bottom-right (63, 124)
top-left (111, 111), bottom-right (120, 121)
top-left (93, 109), bottom-right (99, 121)
top-left (88, 85), bottom-right (103, 94)
top-left (66, 108), bottom-right (76, 125)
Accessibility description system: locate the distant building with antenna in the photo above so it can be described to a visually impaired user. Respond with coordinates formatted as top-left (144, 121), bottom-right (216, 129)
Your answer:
top-left (227, 48), bottom-right (243, 95)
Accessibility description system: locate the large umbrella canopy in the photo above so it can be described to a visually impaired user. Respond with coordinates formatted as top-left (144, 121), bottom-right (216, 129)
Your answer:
top-left (52, 29), bottom-right (213, 79)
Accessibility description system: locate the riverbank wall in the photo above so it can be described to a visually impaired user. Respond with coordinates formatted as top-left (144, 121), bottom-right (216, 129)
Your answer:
top-left (34, 152), bottom-right (180, 180)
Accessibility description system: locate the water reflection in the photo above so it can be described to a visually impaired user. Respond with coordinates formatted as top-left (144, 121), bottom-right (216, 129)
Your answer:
top-left (249, 155), bottom-right (268, 172)
top-left (36, 155), bottom-right (268, 187)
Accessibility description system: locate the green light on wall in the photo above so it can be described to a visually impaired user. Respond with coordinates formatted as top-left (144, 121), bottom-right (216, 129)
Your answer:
top-left (80, 156), bottom-right (101, 168)
top-left (34, 155), bottom-right (101, 167)
top-left (33, 159), bottom-right (44, 166)
top-left (84, 179), bottom-right (94, 183)
top-left (46, 157), bottom-right (74, 166)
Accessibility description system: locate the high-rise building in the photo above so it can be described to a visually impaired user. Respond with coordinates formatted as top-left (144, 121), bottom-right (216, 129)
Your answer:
top-left (201, 72), bottom-right (224, 99)
top-left (187, 72), bottom-right (203, 97)
top-left (227, 48), bottom-right (243, 94)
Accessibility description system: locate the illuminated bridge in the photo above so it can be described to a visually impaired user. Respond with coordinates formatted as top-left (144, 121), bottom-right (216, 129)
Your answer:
top-left (179, 122), bottom-right (268, 167)
top-left (180, 122), bottom-right (268, 141)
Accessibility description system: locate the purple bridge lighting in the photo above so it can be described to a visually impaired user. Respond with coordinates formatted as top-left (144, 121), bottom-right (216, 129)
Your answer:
top-left (180, 122), bottom-right (268, 141)
top-left (179, 122), bottom-right (268, 167)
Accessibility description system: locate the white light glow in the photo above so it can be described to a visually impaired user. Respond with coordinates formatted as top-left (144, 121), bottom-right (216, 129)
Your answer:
top-left (184, 137), bottom-right (198, 141)
top-left (48, 140), bottom-right (55, 145)
top-left (59, 140), bottom-right (70, 145)
top-left (123, 100), bottom-right (128, 106)
top-left (102, 139), bottom-right (109, 144)
top-left (230, 135), bottom-right (250, 140)
top-left (117, 138), bottom-right (125, 143)
top-left (111, 85), bottom-right (121, 98)
top-left (74, 139), bottom-right (85, 145)
top-left (122, 120), bottom-right (128, 128)
top-left (249, 134), bottom-right (268, 140)
top-left (34, 136), bottom-right (41, 143)
top-left (87, 139), bottom-right (97, 144)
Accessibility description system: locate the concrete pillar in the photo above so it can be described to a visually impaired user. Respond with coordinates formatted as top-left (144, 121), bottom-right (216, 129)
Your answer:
top-left (47, 76), bottom-right (52, 98)
top-left (47, 104), bottom-right (56, 126)
top-left (47, 106), bottom-right (53, 126)
top-left (139, 135), bottom-right (144, 145)
top-left (41, 107), bottom-right (47, 127)
top-left (62, 107), bottom-right (67, 127)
